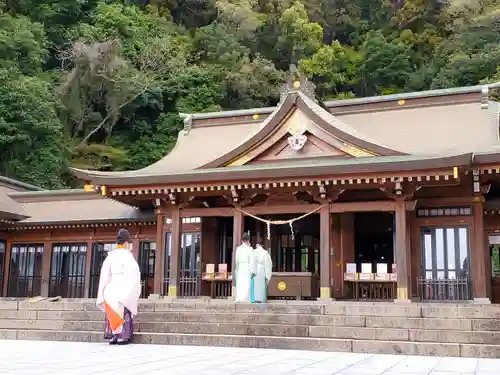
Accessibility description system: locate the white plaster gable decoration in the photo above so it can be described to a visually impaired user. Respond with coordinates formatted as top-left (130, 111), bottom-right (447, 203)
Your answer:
top-left (287, 134), bottom-right (308, 151)
top-left (286, 116), bottom-right (308, 151)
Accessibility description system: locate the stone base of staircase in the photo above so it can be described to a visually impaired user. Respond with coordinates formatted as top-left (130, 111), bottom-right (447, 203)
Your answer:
top-left (1, 298), bottom-right (500, 358)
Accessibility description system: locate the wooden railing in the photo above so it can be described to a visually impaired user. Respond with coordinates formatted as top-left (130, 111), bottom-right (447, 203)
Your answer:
top-left (179, 270), bottom-right (201, 298)
top-left (417, 277), bottom-right (470, 301)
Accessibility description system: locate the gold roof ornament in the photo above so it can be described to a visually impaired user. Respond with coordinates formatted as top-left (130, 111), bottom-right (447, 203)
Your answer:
top-left (279, 64), bottom-right (317, 102)
top-left (83, 184), bottom-right (94, 193)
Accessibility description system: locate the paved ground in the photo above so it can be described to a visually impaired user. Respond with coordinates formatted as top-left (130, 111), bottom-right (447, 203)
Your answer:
top-left (0, 340), bottom-right (498, 375)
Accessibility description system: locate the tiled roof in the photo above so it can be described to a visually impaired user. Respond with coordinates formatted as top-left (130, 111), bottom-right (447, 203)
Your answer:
top-left (7, 189), bottom-right (153, 224)
top-left (0, 177), bottom-right (42, 220)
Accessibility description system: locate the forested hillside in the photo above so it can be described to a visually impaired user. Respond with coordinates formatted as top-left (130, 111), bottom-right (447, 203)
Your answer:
top-left (0, 0), bottom-right (499, 188)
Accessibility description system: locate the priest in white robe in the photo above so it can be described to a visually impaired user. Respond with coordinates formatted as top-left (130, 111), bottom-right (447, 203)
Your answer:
top-left (252, 240), bottom-right (273, 303)
top-left (234, 232), bottom-right (256, 303)
top-left (97, 229), bottom-right (141, 345)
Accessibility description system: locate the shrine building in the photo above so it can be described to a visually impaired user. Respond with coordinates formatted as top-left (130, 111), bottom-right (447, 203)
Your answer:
top-left (3, 72), bottom-right (500, 304)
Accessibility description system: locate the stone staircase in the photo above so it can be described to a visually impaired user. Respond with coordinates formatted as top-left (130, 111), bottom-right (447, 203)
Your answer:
top-left (1, 298), bottom-right (500, 358)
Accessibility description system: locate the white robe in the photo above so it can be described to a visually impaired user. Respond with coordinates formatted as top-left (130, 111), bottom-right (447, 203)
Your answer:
top-left (253, 245), bottom-right (273, 302)
top-left (96, 246), bottom-right (141, 332)
top-left (234, 243), bottom-right (256, 303)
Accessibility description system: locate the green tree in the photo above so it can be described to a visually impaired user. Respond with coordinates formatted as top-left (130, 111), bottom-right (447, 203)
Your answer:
top-left (0, 67), bottom-right (66, 188)
top-left (0, 13), bottom-right (48, 74)
top-left (276, 1), bottom-right (323, 65)
top-left (299, 41), bottom-right (360, 99)
top-left (358, 30), bottom-right (415, 95)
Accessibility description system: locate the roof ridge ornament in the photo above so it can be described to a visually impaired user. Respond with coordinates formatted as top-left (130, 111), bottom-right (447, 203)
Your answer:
top-left (481, 86), bottom-right (489, 109)
top-left (280, 64), bottom-right (317, 103)
top-left (179, 113), bottom-right (193, 133)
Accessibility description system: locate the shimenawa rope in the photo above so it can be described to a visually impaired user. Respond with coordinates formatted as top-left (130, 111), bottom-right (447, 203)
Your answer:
top-left (235, 204), bottom-right (326, 240)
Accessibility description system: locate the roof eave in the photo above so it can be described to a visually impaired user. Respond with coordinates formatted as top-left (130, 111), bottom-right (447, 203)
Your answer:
top-left (86, 153), bottom-right (473, 187)
top-left (0, 176), bottom-right (44, 191)
top-left (14, 216), bottom-right (156, 226)
top-left (0, 211), bottom-right (29, 221)
top-left (473, 152), bottom-right (500, 165)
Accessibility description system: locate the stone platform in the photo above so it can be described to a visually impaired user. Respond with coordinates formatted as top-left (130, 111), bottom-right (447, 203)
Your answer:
top-left (3, 340), bottom-right (500, 375)
top-left (1, 298), bottom-right (500, 358)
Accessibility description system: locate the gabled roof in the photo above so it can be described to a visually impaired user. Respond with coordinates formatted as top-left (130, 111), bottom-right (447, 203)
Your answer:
top-left (70, 76), bottom-right (500, 187)
top-left (201, 91), bottom-right (403, 168)
top-left (0, 176), bottom-right (42, 221)
top-left (6, 189), bottom-right (153, 224)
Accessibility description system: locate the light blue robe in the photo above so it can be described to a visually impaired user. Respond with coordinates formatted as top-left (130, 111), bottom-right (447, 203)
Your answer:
top-left (252, 245), bottom-right (273, 303)
top-left (234, 243), bottom-right (256, 303)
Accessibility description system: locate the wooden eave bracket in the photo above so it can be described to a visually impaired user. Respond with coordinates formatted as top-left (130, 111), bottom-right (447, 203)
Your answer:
top-left (179, 196), bottom-right (195, 210)
top-left (307, 186), bottom-right (345, 204)
top-left (241, 192), bottom-right (269, 207)
top-left (168, 193), bottom-right (176, 205)
top-left (379, 182), bottom-right (416, 201)
top-left (405, 200), bottom-right (417, 211)
top-left (481, 183), bottom-right (492, 195)
top-left (231, 187), bottom-right (240, 203)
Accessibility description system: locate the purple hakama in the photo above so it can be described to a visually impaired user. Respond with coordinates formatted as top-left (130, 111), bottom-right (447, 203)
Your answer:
top-left (104, 307), bottom-right (133, 341)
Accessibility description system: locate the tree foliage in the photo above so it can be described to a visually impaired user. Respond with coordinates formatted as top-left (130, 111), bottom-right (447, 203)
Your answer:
top-left (0, 0), bottom-right (500, 187)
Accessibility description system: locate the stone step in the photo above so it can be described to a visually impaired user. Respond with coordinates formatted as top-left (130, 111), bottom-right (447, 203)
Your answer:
top-left (9, 299), bottom-right (500, 319)
top-left (3, 318), bottom-right (500, 345)
top-left (5, 309), bottom-right (500, 332)
top-left (30, 310), bottom-right (367, 327)
top-left (138, 322), bottom-right (500, 344)
top-left (0, 319), bottom-right (104, 332)
top-left (5, 328), bottom-right (500, 358)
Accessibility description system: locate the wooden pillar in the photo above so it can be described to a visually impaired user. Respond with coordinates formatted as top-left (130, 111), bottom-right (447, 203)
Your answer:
top-left (485, 230), bottom-right (492, 300)
top-left (319, 205), bottom-right (331, 299)
top-left (395, 200), bottom-right (410, 301)
top-left (84, 239), bottom-right (93, 298)
top-left (40, 240), bottom-right (52, 297)
top-left (271, 226), bottom-right (279, 270)
top-left (201, 218), bottom-right (218, 296)
top-left (167, 206), bottom-right (182, 297)
top-left (232, 207), bottom-right (244, 296)
top-left (132, 236), bottom-right (140, 259)
top-left (2, 240), bottom-right (11, 297)
top-left (405, 211), bottom-right (413, 298)
top-left (153, 210), bottom-right (165, 295)
top-left (294, 233), bottom-right (302, 272)
top-left (262, 221), bottom-right (271, 250)
top-left (331, 214), bottom-right (342, 298)
top-left (340, 213), bottom-right (355, 297)
top-left (472, 201), bottom-right (489, 302)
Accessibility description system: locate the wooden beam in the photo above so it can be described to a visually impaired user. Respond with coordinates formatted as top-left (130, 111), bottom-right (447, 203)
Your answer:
top-left (245, 204), bottom-right (320, 215)
top-left (330, 201), bottom-right (396, 213)
top-left (181, 201), bottom-right (418, 218)
top-left (181, 207), bottom-right (233, 217)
